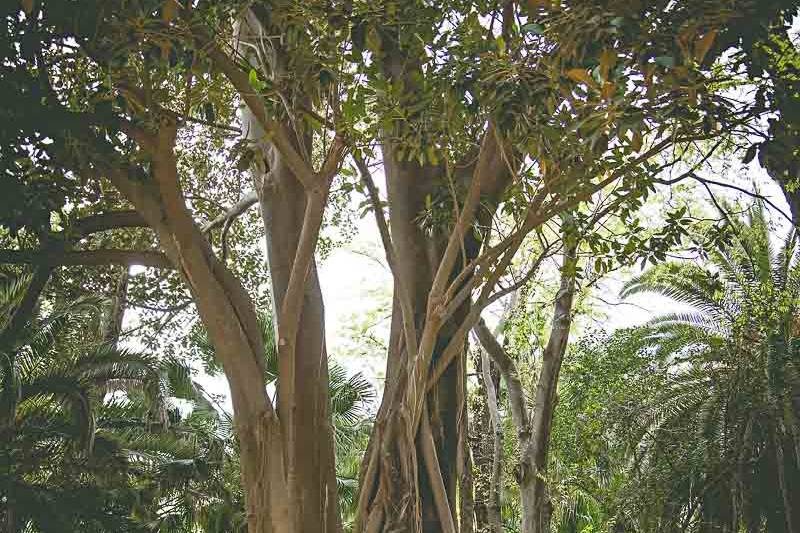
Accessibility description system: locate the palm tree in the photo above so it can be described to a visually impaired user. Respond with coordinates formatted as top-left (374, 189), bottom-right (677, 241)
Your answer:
top-left (618, 202), bottom-right (800, 532)
top-left (0, 272), bottom-right (235, 532)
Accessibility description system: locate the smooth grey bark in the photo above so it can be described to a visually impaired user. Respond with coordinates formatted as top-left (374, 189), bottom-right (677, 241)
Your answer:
top-left (236, 12), bottom-right (340, 532)
top-left (473, 318), bottom-right (532, 530)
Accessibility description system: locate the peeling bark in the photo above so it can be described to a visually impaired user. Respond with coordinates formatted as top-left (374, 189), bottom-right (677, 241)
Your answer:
top-left (470, 345), bottom-right (502, 533)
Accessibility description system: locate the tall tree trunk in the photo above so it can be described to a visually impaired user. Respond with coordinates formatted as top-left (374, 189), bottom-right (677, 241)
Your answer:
top-left (235, 12), bottom-right (341, 532)
top-left (354, 120), bottom-right (513, 531)
top-left (257, 159), bottom-right (340, 533)
top-left (525, 225), bottom-right (578, 533)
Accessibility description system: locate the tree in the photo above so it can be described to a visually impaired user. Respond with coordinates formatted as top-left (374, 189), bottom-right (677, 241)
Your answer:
top-left (617, 201), bottom-right (800, 531)
top-left (3, 1), bottom-right (799, 531)
top-left (0, 1), bottom-right (348, 529)
top-left (547, 201), bottom-right (800, 533)
top-left (0, 272), bottom-right (233, 532)
top-left (350, 1), bottom-right (770, 527)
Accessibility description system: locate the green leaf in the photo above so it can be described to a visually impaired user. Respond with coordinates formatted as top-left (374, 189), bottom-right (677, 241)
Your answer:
top-left (522, 23), bottom-right (544, 35)
top-left (248, 69), bottom-right (262, 91)
top-left (610, 16), bottom-right (625, 27)
top-left (742, 144), bottom-right (758, 165)
top-left (654, 56), bottom-right (675, 68)
top-left (496, 36), bottom-right (506, 54)
top-left (426, 146), bottom-right (439, 166)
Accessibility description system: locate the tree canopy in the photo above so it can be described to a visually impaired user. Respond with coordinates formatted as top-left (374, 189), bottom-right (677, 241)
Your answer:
top-left (1, 1), bottom-right (800, 532)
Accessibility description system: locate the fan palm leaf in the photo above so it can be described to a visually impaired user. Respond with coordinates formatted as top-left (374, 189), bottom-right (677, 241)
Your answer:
top-left (615, 201), bottom-right (800, 531)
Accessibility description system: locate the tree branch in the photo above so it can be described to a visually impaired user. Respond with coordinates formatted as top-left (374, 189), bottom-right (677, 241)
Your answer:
top-left (354, 153), bottom-right (418, 357)
top-left (72, 210), bottom-right (148, 235)
top-left (473, 317), bottom-right (529, 438)
top-left (201, 190), bottom-right (259, 233)
top-left (656, 173), bottom-right (793, 223)
top-left (0, 249), bottom-right (173, 269)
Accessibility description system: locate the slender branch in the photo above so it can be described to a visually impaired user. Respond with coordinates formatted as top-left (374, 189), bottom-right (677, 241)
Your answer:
top-left (201, 190), bottom-right (259, 233)
top-left (0, 249), bottom-right (173, 269)
top-left (354, 153), bottom-right (419, 358)
top-left (656, 173), bottom-right (793, 223)
top-left (473, 317), bottom-right (529, 438)
top-left (320, 136), bottom-right (346, 181)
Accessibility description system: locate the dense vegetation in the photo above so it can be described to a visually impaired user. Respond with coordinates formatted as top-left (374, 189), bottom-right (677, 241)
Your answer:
top-left (1, 0), bottom-right (799, 532)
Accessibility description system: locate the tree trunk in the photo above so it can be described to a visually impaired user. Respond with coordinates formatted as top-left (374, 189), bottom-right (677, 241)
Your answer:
top-left (235, 12), bottom-right (341, 532)
top-left (524, 227), bottom-right (578, 533)
top-left (103, 120), bottom-right (291, 533)
top-left (458, 346), bottom-right (476, 533)
top-left (257, 159), bottom-right (340, 533)
top-left (470, 346), bottom-right (502, 533)
top-left (354, 117), bottom-right (513, 531)
top-left (100, 267), bottom-right (128, 347)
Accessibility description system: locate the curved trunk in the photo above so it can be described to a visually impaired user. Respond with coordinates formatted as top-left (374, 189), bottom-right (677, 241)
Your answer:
top-left (104, 120), bottom-right (291, 533)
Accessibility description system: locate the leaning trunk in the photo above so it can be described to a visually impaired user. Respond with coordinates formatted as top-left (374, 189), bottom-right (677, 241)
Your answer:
top-left (523, 226), bottom-right (578, 533)
top-left (104, 120), bottom-right (291, 533)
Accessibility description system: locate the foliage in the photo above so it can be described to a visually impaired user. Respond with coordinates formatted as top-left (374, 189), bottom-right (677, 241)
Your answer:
top-left (550, 202), bottom-right (800, 532)
top-left (0, 272), bottom-right (237, 532)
